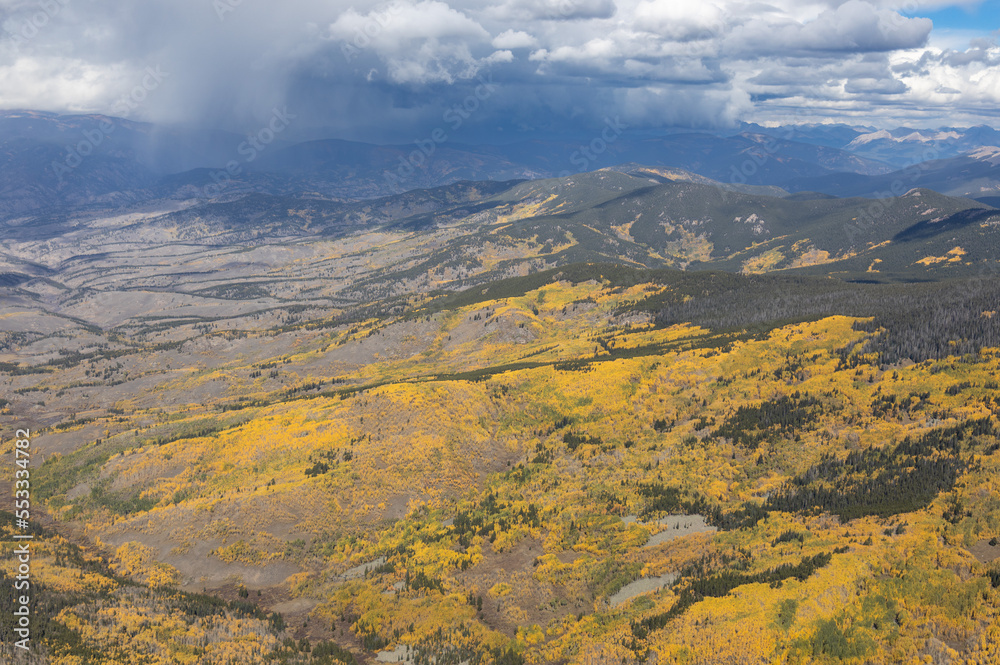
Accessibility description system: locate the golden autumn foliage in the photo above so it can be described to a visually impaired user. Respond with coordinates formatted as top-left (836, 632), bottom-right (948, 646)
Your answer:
top-left (11, 276), bottom-right (1000, 664)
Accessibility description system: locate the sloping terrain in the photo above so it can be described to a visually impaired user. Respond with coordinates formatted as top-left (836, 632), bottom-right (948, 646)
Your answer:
top-left (0, 111), bottom-right (902, 220)
top-left (786, 148), bottom-right (1000, 199)
top-left (3, 266), bottom-right (1000, 664)
top-left (2, 158), bottom-right (1000, 664)
top-left (2, 169), bottom-right (998, 351)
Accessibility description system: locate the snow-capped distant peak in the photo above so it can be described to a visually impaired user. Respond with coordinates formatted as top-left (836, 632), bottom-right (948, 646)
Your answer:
top-left (846, 130), bottom-right (892, 148)
top-left (847, 129), bottom-right (964, 150)
top-left (968, 146), bottom-right (1000, 166)
top-left (933, 131), bottom-right (961, 141)
top-left (906, 130), bottom-right (962, 143)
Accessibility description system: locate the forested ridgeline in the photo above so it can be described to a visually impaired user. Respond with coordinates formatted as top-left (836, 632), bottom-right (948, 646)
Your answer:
top-left (652, 273), bottom-right (1000, 364)
top-left (423, 263), bottom-right (1000, 366)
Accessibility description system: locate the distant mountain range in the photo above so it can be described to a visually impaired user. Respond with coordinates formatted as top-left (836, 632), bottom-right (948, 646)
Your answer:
top-left (739, 122), bottom-right (1000, 167)
top-left (4, 161), bottom-right (996, 290)
top-left (377, 168), bottom-right (999, 281)
top-left (2, 110), bottom-right (1000, 222)
top-left (785, 147), bottom-right (1000, 199)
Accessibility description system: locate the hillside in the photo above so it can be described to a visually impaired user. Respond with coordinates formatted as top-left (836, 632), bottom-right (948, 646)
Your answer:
top-left (2, 156), bottom-right (1000, 664)
top-left (7, 0), bottom-right (1000, 659)
top-left (786, 148), bottom-right (1000, 199)
top-left (0, 112), bottom-right (903, 220)
top-left (3, 261), bottom-right (1000, 663)
top-left (4, 168), bottom-right (997, 323)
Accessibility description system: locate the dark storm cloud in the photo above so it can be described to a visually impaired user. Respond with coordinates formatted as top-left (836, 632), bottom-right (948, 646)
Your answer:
top-left (726, 0), bottom-right (932, 56)
top-left (0, 0), bottom-right (998, 140)
top-left (843, 77), bottom-right (908, 94)
top-left (485, 0), bottom-right (618, 22)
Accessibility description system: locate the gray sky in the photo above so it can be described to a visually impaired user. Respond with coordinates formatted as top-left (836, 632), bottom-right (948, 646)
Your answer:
top-left (1, 0), bottom-right (998, 142)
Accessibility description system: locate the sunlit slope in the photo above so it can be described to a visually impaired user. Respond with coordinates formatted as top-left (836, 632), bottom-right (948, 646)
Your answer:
top-left (364, 170), bottom-right (1000, 281)
top-left (5, 169), bottom-right (997, 351)
top-left (11, 268), bottom-right (1000, 664)
top-left (0, 512), bottom-right (355, 664)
